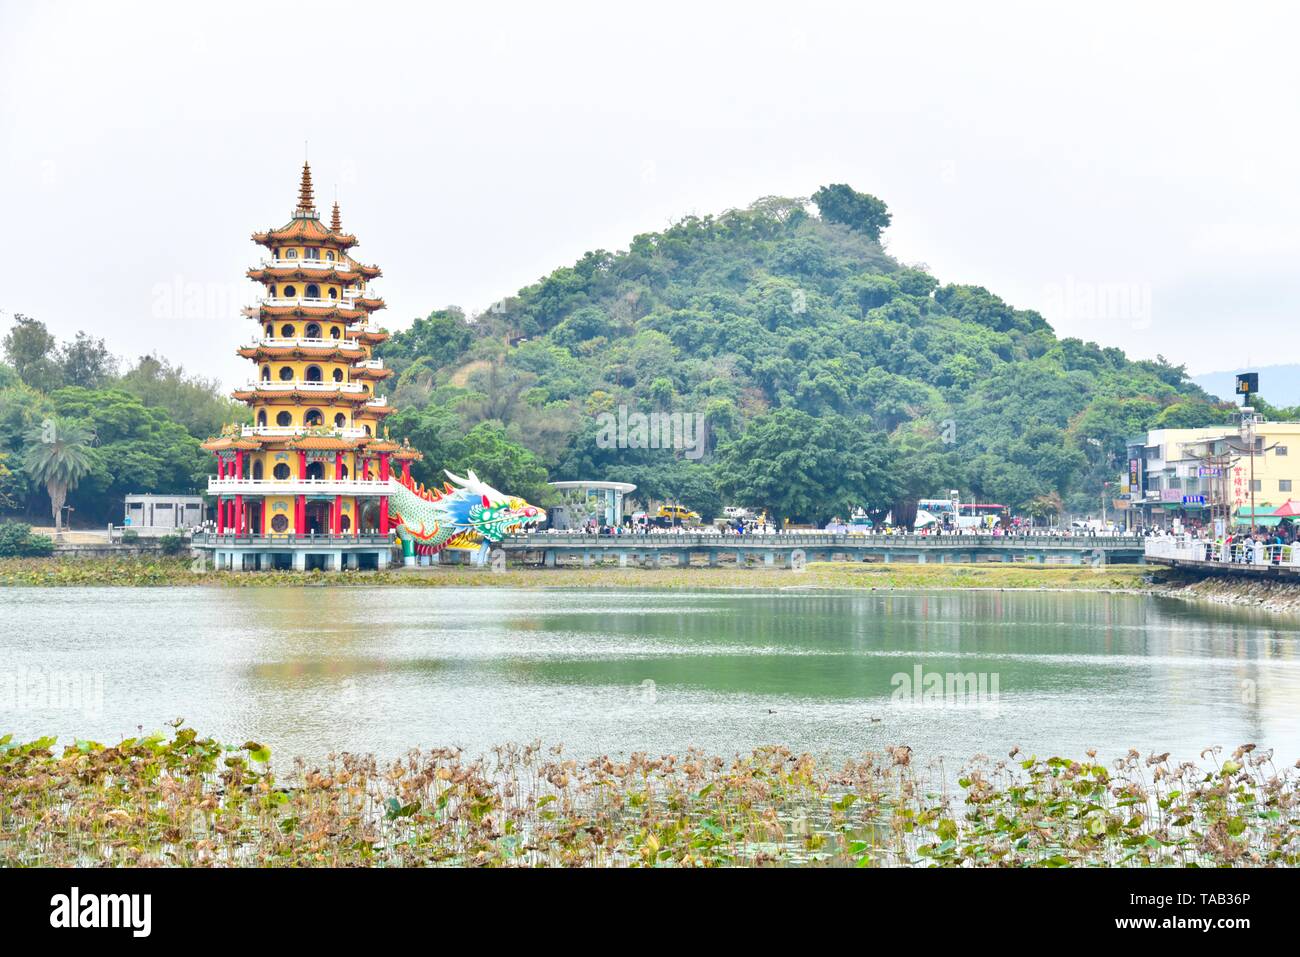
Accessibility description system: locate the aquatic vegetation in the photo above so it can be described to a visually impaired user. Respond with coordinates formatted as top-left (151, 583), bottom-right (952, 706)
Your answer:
top-left (0, 556), bottom-right (1149, 591)
top-left (0, 725), bottom-right (1294, 867)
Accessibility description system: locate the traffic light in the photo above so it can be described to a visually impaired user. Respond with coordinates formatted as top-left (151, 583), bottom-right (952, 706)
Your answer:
top-left (1235, 372), bottom-right (1258, 396)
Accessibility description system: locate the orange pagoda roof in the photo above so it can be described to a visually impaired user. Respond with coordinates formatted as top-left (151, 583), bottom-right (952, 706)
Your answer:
top-left (201, 435), bottom-right (263, 452)
top-left (237, 344), bottom-right (368, 362)
top-left (229, 386), bottom-right (378, 405)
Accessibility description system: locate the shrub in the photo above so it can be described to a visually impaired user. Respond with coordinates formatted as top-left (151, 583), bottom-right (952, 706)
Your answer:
top-left (120, 529), bottom-right (139, 543)
top-left (0, 521), bottom-right (54, 557)
top-left (159, 533), bottom-right (184, 556)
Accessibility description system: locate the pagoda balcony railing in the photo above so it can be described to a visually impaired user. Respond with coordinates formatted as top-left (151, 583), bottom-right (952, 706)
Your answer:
top-left (256, 295), bottom-right (366, 311)
top-left (240, 425), bottom-right (370, 439)
top-left (193, 531), bottom-right (394, 547)
top-left (245, 380), bottom-right (368, 394)
top-left (208, 477), bottom-right (397, 496)
top-left (364, 395), bottom-right (389, 407)
top-left (261, 258), bottom-right (354, 271)
top-left (355, 358), bottom-right (385, 370)
top-left (249, 336), bottom-right (362, 350)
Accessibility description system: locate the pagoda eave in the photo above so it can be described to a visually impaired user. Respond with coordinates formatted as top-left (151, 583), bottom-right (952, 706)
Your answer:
top-left (246, 266), bottom-right (366, 283)
top-left (237, 345), bottom-right (368, 361)
top-left (230, 388), bottom-right (378, 405)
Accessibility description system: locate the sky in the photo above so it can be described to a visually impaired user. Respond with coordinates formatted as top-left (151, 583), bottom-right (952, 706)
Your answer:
top-left (2, 0), bottom-right (1298, 390)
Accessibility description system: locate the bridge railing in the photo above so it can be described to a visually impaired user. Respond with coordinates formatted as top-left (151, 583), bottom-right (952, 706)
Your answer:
top-left (1145, 536), bottom-right (1300, 568)
top-left (503, 531), bottom-right (1142, 548)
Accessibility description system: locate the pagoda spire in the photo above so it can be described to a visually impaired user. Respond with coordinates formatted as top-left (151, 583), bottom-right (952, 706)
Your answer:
top-left (330, 200), bottom-right (342, 232)
top-left (296, 162), bottom-right (315, 213)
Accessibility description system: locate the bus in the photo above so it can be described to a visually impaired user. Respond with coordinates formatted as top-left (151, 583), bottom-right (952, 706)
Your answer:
top-left (915, 496), bottom-right (1008, 530)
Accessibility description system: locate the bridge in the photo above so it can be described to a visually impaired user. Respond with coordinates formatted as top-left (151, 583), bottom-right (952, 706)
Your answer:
top-left (1145, 537), bottom-right (1300, 580)
top-left (498, 532), bottom-right (1146, 568)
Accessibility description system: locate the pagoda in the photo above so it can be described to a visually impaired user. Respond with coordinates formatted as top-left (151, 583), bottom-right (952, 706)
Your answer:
top-left (197, 163), bottom-right (421, 571)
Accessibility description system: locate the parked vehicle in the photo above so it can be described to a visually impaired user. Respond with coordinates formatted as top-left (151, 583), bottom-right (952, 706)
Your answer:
top-left (656, 504), bottom-right (701, 526)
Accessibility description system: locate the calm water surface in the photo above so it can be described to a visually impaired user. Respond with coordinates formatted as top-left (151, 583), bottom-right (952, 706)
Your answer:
top-left (2, 587), bottom-right (1298, 769)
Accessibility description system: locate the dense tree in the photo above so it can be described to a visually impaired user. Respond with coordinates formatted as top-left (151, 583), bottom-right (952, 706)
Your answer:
top-left (3, 315), bottom-right (64, 392)
top-left (714, 409), bottom-right (897, 527)
top-left (116, 355), bottom-right (245, 440)
top-left (810, 184), bottom-right (892, 241)
top-left (58, 332), bottom-right (118, 387)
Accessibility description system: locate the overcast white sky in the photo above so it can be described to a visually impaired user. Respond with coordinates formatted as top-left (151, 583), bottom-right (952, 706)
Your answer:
top-left (2, 1), bottom-right (1297, 388)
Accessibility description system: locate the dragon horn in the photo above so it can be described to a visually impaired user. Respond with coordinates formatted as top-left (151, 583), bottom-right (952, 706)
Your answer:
top-left (444, 469), bottom-right (468, 487)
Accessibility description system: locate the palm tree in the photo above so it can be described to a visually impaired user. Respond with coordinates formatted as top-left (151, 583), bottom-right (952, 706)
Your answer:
top-left (23, 418), bottom-right (94, 538)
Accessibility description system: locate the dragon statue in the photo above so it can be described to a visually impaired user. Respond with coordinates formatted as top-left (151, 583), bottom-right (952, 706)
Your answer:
top-left (387, 468), bottom-right (545, 562)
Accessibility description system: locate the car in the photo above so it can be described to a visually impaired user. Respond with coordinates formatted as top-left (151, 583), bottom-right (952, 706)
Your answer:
top-left (723, 506), bottom-right (752, 519)
top-left (656, 505), bottom-right (701, 524)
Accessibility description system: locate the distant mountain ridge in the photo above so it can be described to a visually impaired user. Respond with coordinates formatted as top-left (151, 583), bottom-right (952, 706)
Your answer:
top-left (1193, 364), bottom-right (1300, 406)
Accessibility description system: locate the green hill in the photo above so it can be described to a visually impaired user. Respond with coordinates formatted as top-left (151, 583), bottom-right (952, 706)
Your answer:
top-left (380, 185), bottom-right (1229, 525)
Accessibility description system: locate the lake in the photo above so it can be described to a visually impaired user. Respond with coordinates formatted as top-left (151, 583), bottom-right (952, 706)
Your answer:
top-left (2, 586), bottom-right (1298, 771)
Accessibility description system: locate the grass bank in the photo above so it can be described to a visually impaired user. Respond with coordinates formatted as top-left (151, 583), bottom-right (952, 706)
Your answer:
top-left (0, 555), bottom-right (1150, 590)
top-left (0, 725), bottom-right (1292, 867)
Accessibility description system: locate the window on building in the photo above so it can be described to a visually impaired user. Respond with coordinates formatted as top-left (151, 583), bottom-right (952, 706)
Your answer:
top-left (328, 288), bottom-right (338, 299)
top-left (260, 365), bottom-right (271, 381)
top-left (306, 462), bottom-right (325, 480)
top-left (304, 409), bottom-right (323, 426)
top-left (264, 324), bottom-right (273, 337)
top-left (273, 463), bottom-right (290, 480)
top-left (306, 284), bottom-right (320, 299)
top-left (280, 324), bottom-right (295, 337)
top-left (256, 410), bottom-right (267, 427)
top-left (305, 365), bottom-right (322, 382)
top-left (1251, 479), bottom-right (1262, 492)
top-left (1281, 479), bottom-right (1293, 492)
top-left (276, 411), bottom-right (292, 426)
top-left (340, 514), bottom-right (350, 530)
top-left (363, 424), bottom-right (372, 437)
top-left (278, 366), bottom-right (294, 381)
top-left (271, 514), bottom-right (289, 532)
top-left (305, 323), bottom-right (321, 339)
top-left (330, 326), bottom-right (341, 339)
top-left (332, 368), bottom-right (344, 382)
top-left (326, 250), bottom-right (336, 261)
top-left (1277, 446), bottom-right (1288, 456)
top-left (306, 247), bottom-right (320, 260)
top-left (334, 412), bottom-right (347, 428)
top-left (283, 285), bottom-right (297, 298)
top-left (284, 249), bottom-right (298, 260)
top-left (252, 461), bottom-right (264, 479)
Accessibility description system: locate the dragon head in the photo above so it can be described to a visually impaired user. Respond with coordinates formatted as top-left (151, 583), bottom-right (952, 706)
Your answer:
top-left (443, 469), bottom-right (546, 542)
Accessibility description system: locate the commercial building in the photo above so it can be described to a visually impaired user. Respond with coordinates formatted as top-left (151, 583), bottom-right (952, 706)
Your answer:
top-left (1120, 419), bottom-right (1300, 529)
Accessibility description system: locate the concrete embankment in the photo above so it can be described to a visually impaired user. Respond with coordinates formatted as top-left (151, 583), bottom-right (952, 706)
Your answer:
top-left (1152, 572), bottom-right (1300, 614)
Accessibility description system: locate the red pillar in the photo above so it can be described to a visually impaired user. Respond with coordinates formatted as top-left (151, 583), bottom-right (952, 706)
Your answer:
top-left (335, 452), bottom-right (343, 480)
top-left (333, 495), bottom-right (342, 535)
top-left (298, 451), bottom-right (308, 479)
top-left (263, 499), bottom-right (270, 535)
top-left (402, 460), bottom-right (411, 484)
top-left (379, 453), bottom-right (390, 482)
top-left (380, 496), bottom-right (389, 535)
top-left (296, 495), bottom-right (305, 536)
top-left (218, 456), bottom-right (226, 480)
top-left (235, 494), bottom-right (244, 533)
top-left (217, 498), bottom-right (224, 533)
top-left (234, 450), bottom-right (244, 480)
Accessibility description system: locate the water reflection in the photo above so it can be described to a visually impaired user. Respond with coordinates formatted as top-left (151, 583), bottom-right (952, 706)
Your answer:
top-left (1, 586), bottom-right (1297, 770)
